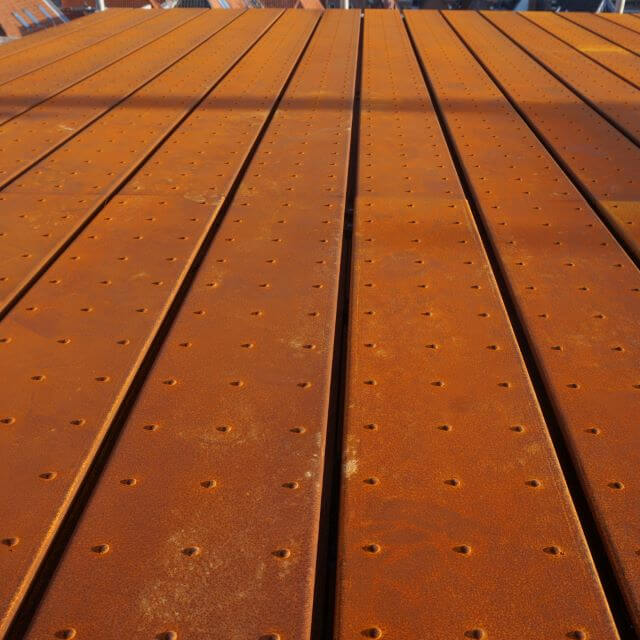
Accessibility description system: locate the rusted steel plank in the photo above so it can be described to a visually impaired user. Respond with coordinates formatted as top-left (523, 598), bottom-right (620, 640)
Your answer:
top-left (483, 11), bottom-right (640, 146)
top-left (602, 13), bottom-right (640, 36)
top-left (407, 9), bottom-right (640, 632)
top-left (0, 9), bottom-right (254, 315)
top-left (11, 10), bottom-right (356, 640)
top-left (522, 11), bottom-right (640, 89)
top-left (335, 10), bottom-right (617, 640)
top-left (563, 12), bottom-right (640, 56)
top-left (444, 11), bottom-right (640, 260)
top-left (0, 8), bottom-right (157, 87)
top-left (0, 9), bottom-right (122, 63)
top-left (0, 9), bottom-right (321, 637)
top-left (0, 9), bottom-right (222, 190)
top-left (0, 9), bottom-right (160, 126)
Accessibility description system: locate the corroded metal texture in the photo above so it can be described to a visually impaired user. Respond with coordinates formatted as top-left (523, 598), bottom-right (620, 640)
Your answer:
top-left (484, 11), bottom-right (640, 146)
top-left (407, 9), bottom-right (640, 631)
top-left (0, 8), bottom-right (639, 640)
top-left (20, 9), bottom-right (357, 640)
top-left (522, 11), bottom-right (640, 89)
top-left (445, 10), bottom-right (640, 258)
top-left (335, 10), bottom-right (617, 640)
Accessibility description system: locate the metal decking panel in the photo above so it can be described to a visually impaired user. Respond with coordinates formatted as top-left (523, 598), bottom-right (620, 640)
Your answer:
top-left (0, 8), bottom-right (155, 87)
top-left (335, 10), bottom-right (617, 640)
top-left (0, 9), bottom-right (120, 63)
top-left (522, 11), bottom-right (640, 90)
top-left (21, 9), bottom-right (357, 640)
top-left (407, 9), bottom-right (640, 632)
top-left (563, 12), bottom-right (640, 55)
top-left (483, 11), bottom-right (640, 146)
top-left (0, 9), bottom-right (160, 126)
top-left (0, 9), bottom-right (255, 315)
top-left (0, 9), bottom-right (297, 635)
top-left (445, 11), bottom-right (640, 259)
top-left (602, 13), bottom-right (640, 36)
top-left (0, 9), bottom-right (224, 190)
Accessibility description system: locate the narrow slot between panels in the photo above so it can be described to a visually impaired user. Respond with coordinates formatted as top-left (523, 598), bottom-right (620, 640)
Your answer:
top-left (310, 11), bottom-right (364, 640)
top-left (5, 12), bottom-right (321, 639)
top-left (0, 10), bottom-right (277, 325)
top-left (405, 11), bottom-right (636, 639)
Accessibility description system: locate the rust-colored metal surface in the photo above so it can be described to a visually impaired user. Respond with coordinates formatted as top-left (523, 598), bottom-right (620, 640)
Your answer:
top-left (20, 9), bottom-right (357, 640)
top-left (0, 9), bottom-right (250, 315)
top-left (0, 9), bottom-right (159, 125)
top-left (1, 8), bottom-right (640, 640)
top-left (0, 8), bottom-right (118, 63)
top-left (0, 8), bottom-right (150, 87)
top-left (484, 11), bottom-right (640, 146)
top-left (0, 8), bottom-right (302, 635)
top-left (445, 11), bottom-right (640, 259)
top-left (564, 12), bottom-right (640, 55)
top-left (335, 10), bottom-right (617, 640)
top-left (407, 9), bottom-right (640, 632)
top-left (0, 9), bottom-right (224, 190)
top-left (522, 11), bottom-right (640, 90)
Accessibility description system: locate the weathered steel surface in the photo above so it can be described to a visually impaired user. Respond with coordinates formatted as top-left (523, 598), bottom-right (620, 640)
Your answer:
top-left (407, 10), bottom-right (640, 632)
top-left (0, 9), bottom-right (304, 636)
top-left (335, 10), bottom-right (617, 640)
top-left (0, 9), bottom-right (254, 315)
top-left (522, 11), bottom-right (640, 89)
top-left (484, 11), bottom-right (640, 146)
top-left (563, 12), bottom-right (640, 55)
top-left (0, 8), bottom-right (152, 87)
top-left (0, 8), bottom-right (119, 63)
top-left (445, 11), bottom-right (640, 259)
top-left (21, 9), bottom-right (358, 640)
top-left (0, 9), bottom-right (225, 190)
top-left (0, 9), bottom-right (159, 126)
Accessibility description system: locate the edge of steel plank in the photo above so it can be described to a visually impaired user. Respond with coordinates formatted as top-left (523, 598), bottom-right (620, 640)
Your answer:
top-left (561, 12), bottom-right (640, 56)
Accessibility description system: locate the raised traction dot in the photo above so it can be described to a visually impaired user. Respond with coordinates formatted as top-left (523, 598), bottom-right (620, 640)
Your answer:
top-left (0, 8), bottom-right (159, 88)
top-left (407, 9), bottom-right (639, 633)
top-left (482, 11), bottom-right (640, 145)
top-left (18, 9), bottom-right (357, 640)
top-left (443, 11), bottom-right (640, 260)
top-left (0, 8), bottom-right (312, 636)
top-left (0, 9), bottom-right (162, 126)
top-left (336, 10), bottom-right (617, 640)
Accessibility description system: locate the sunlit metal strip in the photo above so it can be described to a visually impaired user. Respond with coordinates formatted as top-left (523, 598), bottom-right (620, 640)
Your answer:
top-left (0, 10), bottom-right (161, 126)
top-left (0, 8), bottom-right (158, 87)
top-left (0, 9), bottom-right (249, 315)
top-left (483, 11), bottom-right (640, 146)
top-left (0, 9), bottom-right (225, 190)
top-left (563, 12), bottom-right (640, 56)
top-left (0, 9), bottom-right (318, 637)
top-left (16, 10), bottom-right (358, 640)
top-left (445, 11), bottom-right (640, 259)
top-left (0, 8), bottom-right (122, 64)
top-left (335, 10), bottom-right (618, 640)
top-left (522, 11), bottom-right (640, 89)
top-left (408, 9), bottom-right (640, 631)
